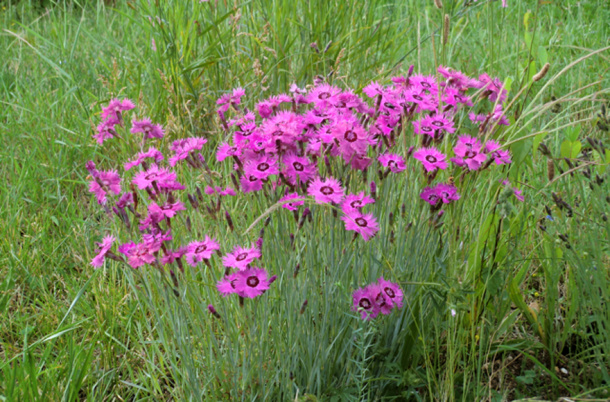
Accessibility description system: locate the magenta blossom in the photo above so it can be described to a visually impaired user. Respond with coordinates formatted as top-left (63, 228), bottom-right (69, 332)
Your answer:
top-left (452, 136), bottom-right (487, 170)
top-left (217, 272), bottom-right (240, 296)
top-left (413, 147), bottom-right (448, 172)
top-left (352, 287), bottom-right (378, 320)
top-left (131, 118), bottom-right (165, 139)
top-left (222, 245), bottom-right (262, 271)
top-left (234, 267), bottom-right (271, 298)
top-left (132, 166), bottom-right (182, 190)
top-left (149, 201), bottom-right (186, 220)
top-left (124, 147), bottom-right (164, 170)
top-left (185, 237), bottom-right (220, 266)
top-left (341, 210), bottom-right (380, 241)
top-left (307, 177), bottom-right (345, 204)
top-left (91, 235), bottom-right (115, 267)
top-left (101, 98), bottom-right (135, 123)
top-left (216, 142), bottom-right (242, 162)
top-left (94, 118), bottom-right (119, 144)
top-left (279, 192), bottom-right (305, 211)
top-left (378, 153), bottom-right (406, 173)
top-left (169, 137), bottom-right (208, 166)
top-left (240, 175), bottom-right (264, 193)
top-left (244, 155), bottom-right (279, 180)
top-left (484, 140), bottom-right (512, 165)
top-left (282, 153), bottom-right (317, 185)
top-left (377, 277), bottom-right (404, 310)
top-left (89, 170), bottom-right (121, 205)
top-left (340, 192), bottom-right (375, 214)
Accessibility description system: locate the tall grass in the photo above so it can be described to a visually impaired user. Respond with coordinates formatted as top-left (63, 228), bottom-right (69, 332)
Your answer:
top-left (0, 0), bottom-right (609, 400)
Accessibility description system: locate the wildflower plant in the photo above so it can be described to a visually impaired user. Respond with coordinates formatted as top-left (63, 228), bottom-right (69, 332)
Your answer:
top-left (87, 63), bottom-right (523, 397)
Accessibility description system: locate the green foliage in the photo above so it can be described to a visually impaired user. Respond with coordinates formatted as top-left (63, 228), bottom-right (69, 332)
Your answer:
top-left (1, 0), bottom-right (609, 400)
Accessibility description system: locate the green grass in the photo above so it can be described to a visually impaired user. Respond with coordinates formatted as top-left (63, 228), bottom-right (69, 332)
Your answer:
top-left (0, 0), bottom-right (609, 400)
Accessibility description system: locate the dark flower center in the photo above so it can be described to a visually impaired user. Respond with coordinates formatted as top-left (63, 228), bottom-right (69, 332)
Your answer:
top-left (161, 205), bottom-right (173, 210)
top-left (413, 94), bottom-right (423, 101)
top-left (355, 217), bottom-right (368, 227)
top-left (195, 245), bottom-right (207, 254)
top-left (293, 162), bottom-right (304, 171)
top-left (229, 147), bottom-right (237, 154)
top-left (359, 298), bottom-right (372, 310)
top-left (236, 253), bottom-right (248, 261)
top-left (320, 186), bottom-right (334, 195)
top-left (350, 200), bottom-right (362, 208)
top-left (376, 294), bottom-right (386, 306)
top-left (272, 130), bottom-right (283, 137)
top-left (145, 173), bottom-right (158, 180)
top-left (336, 101), bottom-right (346, 108)
top-left (455, 95), bottom-right (463, 102)
top-left (249, 176), bottom-right (258, 182)
top-left (465, 151), bottom-right (476, 158)
top-left (318, 92), bottom-right (331, 100)
top-left (384, 287), bottom-right (395, 298)
top-left (344, 130), bottom-right (358, 142)
top-left (257, 162), bottom-right (270, 172)
top-left (441, 192), bottom-right (449, 199)
top-left (388, 160), bottom-right (397, 168)
top-left (425, 155), bottom-right (437, 163)
top-left (246, 276), bottom-right (260, 287)
top-left (429, 195), bottom-right (438, 203)
top-left (421, 126), bottom-right (432, 132)
top-left (384, 102), bottom-right (396, 109)
top-left (421, 82), bottom-right (432, 88)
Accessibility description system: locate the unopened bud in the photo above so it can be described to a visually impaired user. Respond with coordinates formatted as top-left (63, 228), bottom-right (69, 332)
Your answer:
top-left (207, 304), bottom-right (221, 319)
top-left (533, 63), bottom-right (550, 82)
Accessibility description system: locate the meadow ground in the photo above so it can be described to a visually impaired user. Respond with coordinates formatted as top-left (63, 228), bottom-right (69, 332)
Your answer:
top-left (1, 0), bottom-right (609, 400)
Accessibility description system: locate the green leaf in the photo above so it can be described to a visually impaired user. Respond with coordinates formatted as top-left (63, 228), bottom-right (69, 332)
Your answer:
top-left (560, 140), bottom-right (581, 159)
top-left (538, 45), bottom-right (549, 66)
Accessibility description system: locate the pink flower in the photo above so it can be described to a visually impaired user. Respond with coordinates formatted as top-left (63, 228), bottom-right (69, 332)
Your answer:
top-left (131, 118), bottom-right (165, 139)
top-left (124, 147), bottom-right (164, 170)
top-left (89, 170), bottom-right (121, 205)
top-left (341, 211), bottom-right (379, 241)
top-left (234, 267), bottom-right (271, 298)
top-left (216, 142), bottom-right (242, 162)
top-left (94, 118), bottom-right (118, 144)
top-left (452, 136), bottom-right (487, 170)
top-left (377, 277), bottom-right (403, 310)
top-left (222, 245), bottom-right (261, 271)
top-left (307, 177), bottom-right (345, 204)
top-left (307, 83), bottom-right (341, 107)
top-left (240, 175), bottom-right (264, 193)
top-left (362, 81), bottom-right (385, 98)
top-left (340, 192), bottom-right (375, 214)
top-left (352, 287), bottom-right (378, 320)
top-left (378, 153), bottom-right (406, 173)
top-left (185, 237), bottom-right (220, 266)
top-left (119, 238), bottom-right (162, 269)
top-left (435, 183), bottom-right (461, 204)
top-left (413, 147), bottom-right (448, 172)
top-left (244, 155), bottom-right (279, 180)
top-left (484, 140), bottom-right (512, 165)
top-left (169, 137), bottom-right (208, 166)
top-left (132, 166), bottom-right (182, 190)
top-left (420, 187), bottom-right (441, 206)
top-left (217, 272), bottom-right (240, 296)
top-left (279, 192), bottom-right (305, 211)
top-left (101, 98), bottom-right (135, 123)
top-left (437, 66), bottom-right (476, 91)
top-left (410, 74), bottom-right (438, 94)
top-left (91, 235), bottom-right (115, 267)
top-left (282, 153), bottom-right (317, 185)
top-left (149, 201), bottom-right (186, 219)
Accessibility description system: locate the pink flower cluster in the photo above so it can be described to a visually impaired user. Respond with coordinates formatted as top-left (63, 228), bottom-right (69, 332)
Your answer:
top-left (352, 278), bottom-right (403, 320)
top-left (88, 61), bottom-right (523, 319)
